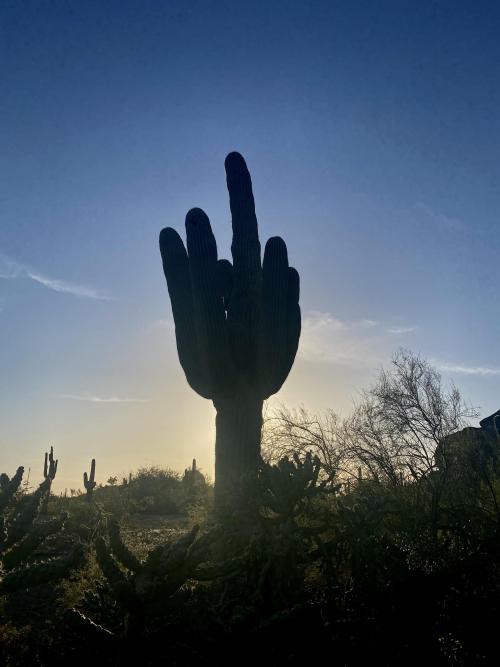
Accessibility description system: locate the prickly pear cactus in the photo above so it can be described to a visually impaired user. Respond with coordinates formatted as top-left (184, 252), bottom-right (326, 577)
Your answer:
top-left (159, 153), bottom-right (301, 508)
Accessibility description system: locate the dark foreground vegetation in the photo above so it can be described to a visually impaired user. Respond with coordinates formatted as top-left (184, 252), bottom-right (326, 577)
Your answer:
top-left (1, 351), bottom-right (500, 666)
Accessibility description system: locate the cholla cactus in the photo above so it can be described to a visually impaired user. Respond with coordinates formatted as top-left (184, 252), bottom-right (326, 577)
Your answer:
top-left (94, 519), bottom-right (217, 634)
top-left (0, 448), bottom-right (86, 595)
top-left (83, 459), bottom-right (97, 502)
top-left (259, 452), bottom-right (336, 522)
top-left (159, 153), bottom-right (301, 508)
top-left (0, 467), bottom-right (24, 549)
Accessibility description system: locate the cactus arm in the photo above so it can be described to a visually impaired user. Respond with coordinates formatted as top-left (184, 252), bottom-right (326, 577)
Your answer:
top-left (185, 207), bottom-right (234, 396)
top-left (225, 153), bottom-right (262, 377)
top-left (0, 467), bottom-right (25, 551)
top-left (0, 466), bottom-right (24, 514)
top-left (286, 266), bottom-right (301, 367)
top-left (2, 513), bottom-right (68, 571)
top-left (225, 151), bottom-right (262, 290)
top-left (3, 478), bottom-right (51, 550)
top-left (216, 258), bottom-right (233, 311)
top-left (108, 520), bottom-right (142, 573)
top-left (51, 448), bottom-right (58, 479)
top-left (94, 537), bottom-right (137, 610)
top-left (83, 458), bottom-right (97, 501)
top-left (43, 446), bottom-right (58, 481)
top-left (260, 242), bottom-right (301, 398)
top-left (260, 237), bottom-right (292, 397)
top-left (0, 543), bottom-right (85, 594)
top-left (159, 226), bottom-right (212, 398)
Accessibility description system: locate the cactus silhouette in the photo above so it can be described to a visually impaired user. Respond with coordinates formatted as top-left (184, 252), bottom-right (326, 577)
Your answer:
top-left (83, 458), bottom-right (96, 502)
top-left (183, 458), bottom-right (205, 487)
top-left (159, 152), bottom-right (301, 508)
top-left (43, 446), bottom-right (58, 481)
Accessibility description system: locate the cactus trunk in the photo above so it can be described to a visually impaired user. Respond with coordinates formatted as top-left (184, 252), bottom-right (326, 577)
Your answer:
top-left (214, 396), bottom-right (263, 508)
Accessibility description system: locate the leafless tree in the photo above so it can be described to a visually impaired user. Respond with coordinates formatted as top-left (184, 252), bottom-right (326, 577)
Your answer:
top-left (263, 349), bottom-right (478, 499)
top-left (345, 348), bottom-right (479, 484)
top-left (262, 404), bottom-right (347, 479)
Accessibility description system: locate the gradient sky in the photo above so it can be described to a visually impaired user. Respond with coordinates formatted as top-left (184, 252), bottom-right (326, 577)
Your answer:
top-left (1, 1), bottom-right (499, 491)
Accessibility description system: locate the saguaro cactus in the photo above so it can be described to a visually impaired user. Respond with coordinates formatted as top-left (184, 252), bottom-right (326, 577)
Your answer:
top-left (83, 459), bottom-right (96, 502)
top-left (159, 152), bottom-right (301, 508)
top-left (44, 446), bottom-right (58, 482)
top-left (40, 446), bottom-right (58, 513)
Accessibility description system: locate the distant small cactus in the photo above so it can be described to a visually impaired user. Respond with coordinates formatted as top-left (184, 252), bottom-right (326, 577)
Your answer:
top-left (182, 459), bottom-right (205, 487)
top-left (83, 459), bottom-right (97, 502)
top-left (93, 519), bottom-right (216, 635)
top-left (40, 446), bottom-right (58, 513)
top-left (43, 446), bottom-right (58, 481)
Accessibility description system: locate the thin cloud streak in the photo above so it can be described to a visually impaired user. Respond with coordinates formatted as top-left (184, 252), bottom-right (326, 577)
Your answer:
top-left (298, 311), bottom-right (413, 367)
top-left (436, 362), bottom-right (500, 377)
top-left (415, 202), bottom-right (466, 232)
top-left (387, 326), bottom-right (415, 335)
top-left (299, 312), bottom-right (498, 380)
top-left (59, 394), bottom-right (150, 403)
top-left (0, 254), bottom-right (112, 300)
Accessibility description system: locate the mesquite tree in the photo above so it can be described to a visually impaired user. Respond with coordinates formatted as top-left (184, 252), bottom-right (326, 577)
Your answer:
top-left (159, 152), bottom-right (301, 507)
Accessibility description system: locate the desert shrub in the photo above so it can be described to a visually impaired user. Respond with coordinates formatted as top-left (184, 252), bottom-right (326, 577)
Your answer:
top-left (126, 466), bottom-right (182, 514)
top-left (89, 465), bottom-right (210, 518)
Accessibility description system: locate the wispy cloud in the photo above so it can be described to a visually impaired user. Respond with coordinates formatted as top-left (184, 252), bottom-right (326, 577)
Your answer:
top-left (435, 362), bottom-right (500, 377)
top-left (59, 394), bottom-right (150, 403)
top-left (386, 326), bottom-right (415, 335)
top-left (0, 254), bottom-right (112, 300)
top-left (299, 313), bottom-right (497, 380)
top-left (415, 202), bottom-right (466, 232)
top-left (298, 311), bottom-right (413, 367)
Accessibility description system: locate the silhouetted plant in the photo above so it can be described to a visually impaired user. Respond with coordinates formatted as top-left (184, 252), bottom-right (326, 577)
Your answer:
top-left (0, 448), bottom-right (87, 597)
top-left (0, 467), bottom-right (24, 549)
top-left (182, 458), bottom-right (205, 488)
top-left (159, 152), bottom-right (301, 510)
top-left (92, 519), bottom-right (217, 636)
top-left (43, 446), bottom-right (58, 482)
top-left (39, 446), bottom-right (58, 515)
top-left (83, 459), bottom-right (97, 502)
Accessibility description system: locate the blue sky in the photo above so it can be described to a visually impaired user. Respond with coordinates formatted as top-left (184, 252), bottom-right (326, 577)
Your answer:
top-left (1, 1), bottom-right (499, 490)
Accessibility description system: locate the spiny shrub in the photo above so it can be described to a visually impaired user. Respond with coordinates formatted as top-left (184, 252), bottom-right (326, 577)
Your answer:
top-left (0, 448), bottom-right (87, 597)
top-left (89, 518), bottom-right (220, 637)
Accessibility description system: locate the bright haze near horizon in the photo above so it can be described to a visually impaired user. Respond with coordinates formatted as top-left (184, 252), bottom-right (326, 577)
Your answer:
top-left (1, 1), bottom-right (499, 491)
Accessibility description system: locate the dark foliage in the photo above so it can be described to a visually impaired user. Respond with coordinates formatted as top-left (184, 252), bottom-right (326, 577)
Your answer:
top-left (2, 360), bottom-right (500, 664)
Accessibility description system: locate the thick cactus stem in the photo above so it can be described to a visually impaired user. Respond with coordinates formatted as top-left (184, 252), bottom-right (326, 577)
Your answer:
top-left (214, 395), bottom-right (263, 508)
